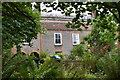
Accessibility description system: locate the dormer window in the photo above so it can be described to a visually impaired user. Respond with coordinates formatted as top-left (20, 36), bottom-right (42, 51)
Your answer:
top-left (54, 33), bottom-right (62, 45)
top-left (72, 33), bottom-right (80, 45)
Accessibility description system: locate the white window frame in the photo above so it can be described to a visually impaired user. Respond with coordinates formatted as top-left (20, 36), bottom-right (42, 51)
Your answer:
top-left (72, 33), bottom-right (80, 45)
top-left (22, 39), bottom-right (33, 46)
top-left (23, 42), bottom-right (29, 45)
top-left (22, 39), bottom-right (29, 45)
top-left (54, 33), bottom-right (62, 45)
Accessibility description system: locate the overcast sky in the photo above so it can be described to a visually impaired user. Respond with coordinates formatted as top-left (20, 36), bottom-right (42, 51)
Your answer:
top-left (32, 2), bottom-right (92, 17)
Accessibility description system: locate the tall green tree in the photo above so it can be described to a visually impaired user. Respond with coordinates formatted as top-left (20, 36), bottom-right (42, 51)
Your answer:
top-left (84, 14), bottom-right (118, 53)
top-left (2, 2), bottom-right (44, 50)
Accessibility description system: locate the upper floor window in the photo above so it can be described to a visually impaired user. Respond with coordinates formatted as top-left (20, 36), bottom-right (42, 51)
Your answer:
top-left (72, 33), bottom-right (80, 45)
top-left (54, 33), bottom-right (62, 45)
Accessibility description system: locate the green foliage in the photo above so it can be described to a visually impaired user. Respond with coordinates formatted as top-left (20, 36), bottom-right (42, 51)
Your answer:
top-left (69, 44), bottom-right (85, 60)
top-left (0, 55), bottom-right (1, 80)
top-left (79, 52), bottom-right (120, 78)
top-left (2, 49), bottom-right (39, 78)
top-left (97, 53), bottom-right (120, 78)
top-left (67, 13), bottom-right (119, 77)
top-left (83, 15), bottom-right (118, 53)
top-left (3, 49), bottom-right (120, 78)
top-left (81, 52), bottom-right (99, 73)
top-left (40, 53), bottom-right (48, 58)
top-left (84, 73), bottom-right (97, 78)
top-left (2, 2), bottom-right (45, 49)
top-left (63, 62), bottom-right (86, 78)
top-left (67, 17), bottom-right (119, 77)
top-left (40, 59), bottom-right (63, 78)
top-left (2, 49), bottom-right (63, 78)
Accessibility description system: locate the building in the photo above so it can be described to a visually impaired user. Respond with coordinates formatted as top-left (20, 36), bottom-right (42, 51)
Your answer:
top-left (12, 12), bottom-right (94, 56)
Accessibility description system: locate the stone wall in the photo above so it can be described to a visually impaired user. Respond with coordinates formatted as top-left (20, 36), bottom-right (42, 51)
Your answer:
top-left (41, 30), bottom-right (90, 55)
top-left (21, 33), bottom-right (40, 54)
top-left (12, 30), bottom-right (90, 55)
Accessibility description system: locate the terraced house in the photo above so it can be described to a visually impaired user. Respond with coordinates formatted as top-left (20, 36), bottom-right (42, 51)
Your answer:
top-left (12, 12), bottom-right (94, 56)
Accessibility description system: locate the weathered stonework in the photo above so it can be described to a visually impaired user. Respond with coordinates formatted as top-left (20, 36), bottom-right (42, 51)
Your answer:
top-left (12, 14), bottom-right (92, 55)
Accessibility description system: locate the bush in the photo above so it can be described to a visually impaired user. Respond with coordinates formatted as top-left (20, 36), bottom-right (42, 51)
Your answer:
top-left (2, 49), bottom-right (63, 78)
top-left (80, 52), bottom-right (120, 78)
top-left (97, 53), bottom-right (120, 78)
top-left (31, 57), bottom-right (63, 78)
top-left (40, 51), bottom-right (50, 58)
top-left (3, 49), bottom-right (119, 78)
top-left (69, 44), bottom-right (85, 60)
top-left (63, 62), bottom-right (86, 78)
top-left (84, 73), bottom-right (97, 78)
top-left (2, 49), bottom-right (37, 78)
top-left (80, 52), bottom-right (99, 74)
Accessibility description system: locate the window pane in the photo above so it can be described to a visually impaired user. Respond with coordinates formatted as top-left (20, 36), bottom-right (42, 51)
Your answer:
top-left (74, 41), bottom-right (77, 44)
top-left (73, 33), bottom-right (79, 45)
top-left (56, 39), bottom-right (61, 44)
top-left (55, 34), bottom-right (57, 38)
top-left (54, 33), bottom-right (62, 45)
top-left (55, 51), bottom-right (62, 54)
top-left (59, 39), bottom-right (61, 43)
top-left (56, 34), bottom-right (60, 39)
top-left (56, 39), bottom-right (58, 43)
top-left (58, 34), bottom-right (60, 38)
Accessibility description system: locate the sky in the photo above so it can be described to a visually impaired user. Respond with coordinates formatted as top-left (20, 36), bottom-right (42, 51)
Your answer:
top-left (31, 2), bottom-right (93, 18)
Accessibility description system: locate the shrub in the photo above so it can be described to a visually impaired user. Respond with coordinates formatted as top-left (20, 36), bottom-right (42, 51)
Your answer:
top-left (63, 62), bottom-right (86, 78)
top-left (97, 53), bottom-right (120, 78)
top-left (69, 44), bottom-right (85, 60)
top-left (40, 51), bottom-right (50, 58)
top-left (84, 73), bottom-right (97, 78)
top-left (38, 58), bottom-right (63, 78)
top-left (2, 49), bottom-right (37, 78)
top-left (80, 52), bottom-right (120, 78)
top-left (2, 49), bottom-right (63, 78)
top-left (80, 52), bottom-right (100, 74)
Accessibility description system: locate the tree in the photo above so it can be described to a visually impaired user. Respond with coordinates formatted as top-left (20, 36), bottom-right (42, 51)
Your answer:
top-left (2, 2), bottom-right (45, 50)
top-left (83, 14), bottom-right (118, 54)
top-left (35, 2), bottom-right (120, 43)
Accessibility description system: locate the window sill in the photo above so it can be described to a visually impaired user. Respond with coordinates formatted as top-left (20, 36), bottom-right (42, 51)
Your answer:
top-left (73, 44), bottom-right (79, 46)
top-left (54, 44), bottom-right (62, 46)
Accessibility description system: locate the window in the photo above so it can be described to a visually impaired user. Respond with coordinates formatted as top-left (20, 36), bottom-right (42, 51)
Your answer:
top-left (72, 33), bottom-right (80, 45)
top-left (22, 39), bottom-right (29, 46)
top-left (54, 33), bottom-right (62, 45)
top-left (22, 39), bottom-right (33, 46)
top-left (55, 51), bottom-right (62, 54)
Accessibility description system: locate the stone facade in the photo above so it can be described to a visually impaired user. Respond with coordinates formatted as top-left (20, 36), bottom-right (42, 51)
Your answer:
top-left (12, 12), bottom-right (94, 55)
top-left (18, 21), bottom-right (91, 55)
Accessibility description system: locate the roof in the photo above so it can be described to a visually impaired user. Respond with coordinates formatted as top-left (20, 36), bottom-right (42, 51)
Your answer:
top-left (41, 12), bottom-right (75, 19)
top-left (41, 22), bottom-right (76, 31)
top-left (40, 12), bottom-right (92, 31)
top-left (41, 22), bottom-right (91, 31)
